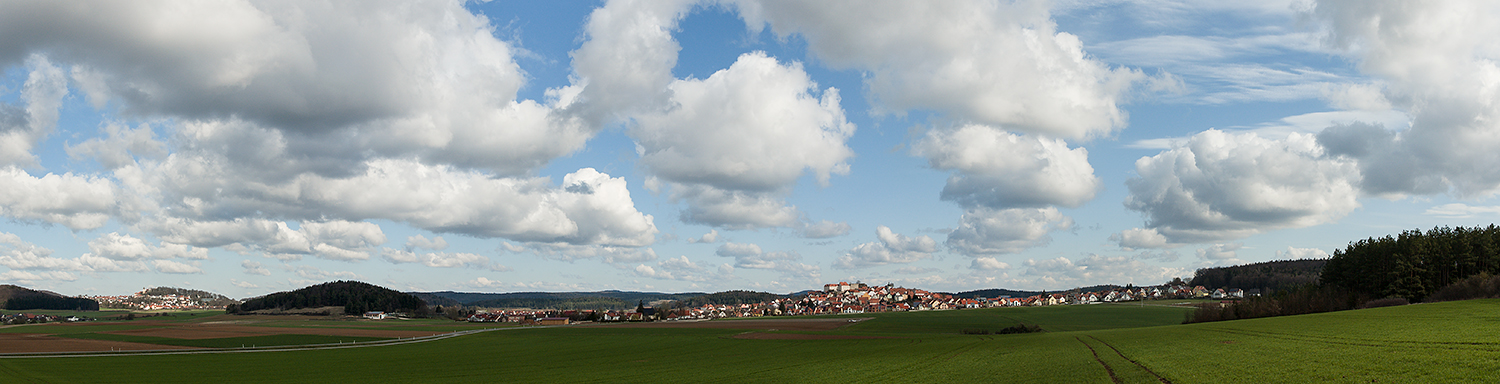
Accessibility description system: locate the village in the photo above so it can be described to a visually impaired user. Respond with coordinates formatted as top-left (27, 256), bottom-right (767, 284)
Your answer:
top-left (463, 282), bottom-right (1247, 325)
top-left (86, 288), bottom-right (236, 311)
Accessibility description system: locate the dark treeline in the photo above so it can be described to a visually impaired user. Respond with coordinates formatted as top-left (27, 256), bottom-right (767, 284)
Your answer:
top-left (679, 290), bottom-right (783, 307)
top-left (1189, 224), bottom-right (1500, 323)
top-left (1189, 259), bottom-right (1327, 293)
top-left (1322, 225), bottom-right (1500, 302)
top-left (228, 281), bottom-right (430, 316)
top-left (4, 295), bottom-right (99, 311)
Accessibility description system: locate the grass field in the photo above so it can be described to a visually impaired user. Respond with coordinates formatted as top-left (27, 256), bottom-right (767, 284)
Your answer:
top-left (2, 300), bottom-right (1498, 383)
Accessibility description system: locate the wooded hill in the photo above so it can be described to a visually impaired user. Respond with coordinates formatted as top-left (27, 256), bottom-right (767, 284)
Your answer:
top-left (229, 281), bottom-right (430, 316)
top-left (0, 285), bottom-right (99, 311)
top-left (1323, 225), bottom-right (1500, 301)
top-left (1190, 259), bottom-right (1327, 293)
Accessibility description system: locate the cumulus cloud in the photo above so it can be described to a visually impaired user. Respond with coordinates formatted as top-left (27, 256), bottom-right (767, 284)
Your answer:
top-left (1309, 1), bottom-right (1500, 197)
top-left (1, 270), bottom-right (77, 283)
top-left (1125, 129), bottom-right (1361, 243)
top-left (526, 242), bottom-right (657, 266)
top-left (0, 54), bottom-right (67, 167)
top-left (1276, 246), bottom-right (1329, 260)
top-left (833, 226), bottom-right (937, 269)
top-left (713, 242), bottom-right (820, 281)
top-left (633, 52), bottom-right (855, 229)
top-left (688, 229), bottom-right (719, 244)
top-left (241, 260), bottom-right (271, 276)
top-left (144, 218), bottom-right (382, 261)
top-left (916, 125), bottom-right (1100, 209)
top-left (1011, 255), bottom-right (1187, 289)
top-left (970, 257), bottom-right (1009, 271)
top-left (735, 0), bottom-right (1140, 139)
top-left (801, 220), bottom-right (851, 239)
top-left (633, 255), bottom-right (725, 282)
top-left (1196, 243), bottom-right (1243, 264)
top-left (66, 122), bottom-right (167, 170)
top-left (142, 159), bottom-right (656, 248)
top-left (946, 207), bottom-right (1073, 256)
top-left (0, 167), bottom-right (116, 230)
top-left (86, 232), bottom-right (208, 260)
top-left (1109, 228), bottom-right (1176, 250)
top-left (404, 235), bottom-right (448, 252)
top-left (1424, 203), bottom-right (1500, 219)
top-left (152, 259), bottom-right (202, 274)
top-left (381, 249), bottom-right (491, 269)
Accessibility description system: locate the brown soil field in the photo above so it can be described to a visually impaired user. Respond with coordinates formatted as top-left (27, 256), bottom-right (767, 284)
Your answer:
top-left (731, 332), bottom-right (897, 340)
top-left (0, 333), bottom-right (195, 353)
top-left (604, 318), bottom-right (870, 331)
top-left (102, 324), bottom-right (439, 339)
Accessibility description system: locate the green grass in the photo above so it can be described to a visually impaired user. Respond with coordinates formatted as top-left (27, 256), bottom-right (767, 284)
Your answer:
top-left (2, 300), bottom-right (1498, 383)
top-left (56, 333), bottom-right (390, 349)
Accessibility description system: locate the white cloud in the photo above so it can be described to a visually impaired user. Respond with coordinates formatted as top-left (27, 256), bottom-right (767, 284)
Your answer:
top-left (464, 277), bottom-right (509, 289)
top-left (1196, 243), bottom-right (1243, 263)
top-left (633, 256), bottom-right (721, 282)
top-left (241, 260), bottom-right (271, 276)
top-left (1125, 129), bottom-right (1361, 243)
top-left (946, 207), bottom-right (1074, 256)
top-left (66, 122), bottom-right (167, 170)
top-left (1424, 203), bottom-right (1500, 219)
top-left (713, 241), bottom-right (819, 281)
top-left (915, 125), bottom-right (1100, 209)
top-left (1, 270), bottom-right (77, 282)
top-left (0, 54), bottom-right (67, 167)
top-left (1109, 228), bottom-right (1175, 250)
top-left (87, 232), bottom-right (208, 261)
top-left (801, 220), bottom-right (852, 239)
top-left (970, 257), bottom-right (1010, 271)
top-left (145, 218), bottom-right (381, 262)
top-left (526, 242), bottom-right (657, 266)
top-left (688, 229), bottom-right (719, 244)
top-left (1310, 0), bottom-right (1500, 198)
top-left (833, 226), bottom-right (937, 269)
top-left (1276, 246), bottom-right (1329, 260)
top-left (633, 52), bottom-right (854, 229)
top-left (735, 0), bottom-right (1141, 139)
top-left (230, 279), bottom-right (257, 288)
top-left (0, 167), bottom-right (116, 230)
top-left (152, 259), bottom-right (202, 274)
top-left (1010, 254), bottom-right (1187, 289)
top-left (404, 235), bottom-right (448, 251)
top-left (293, 265), bottom-right (358, 281)
top-left (380, 249), bottom-right (490, 269)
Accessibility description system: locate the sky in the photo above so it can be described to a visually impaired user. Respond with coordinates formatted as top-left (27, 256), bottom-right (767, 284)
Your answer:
top-left (2, 0), bottom-right (1499, 298)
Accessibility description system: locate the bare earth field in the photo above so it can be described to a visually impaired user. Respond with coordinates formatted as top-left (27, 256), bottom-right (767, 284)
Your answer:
top-left (0, 333), bottom-right (195, 353)
top-left (603, 318), bottom-right (869, 331)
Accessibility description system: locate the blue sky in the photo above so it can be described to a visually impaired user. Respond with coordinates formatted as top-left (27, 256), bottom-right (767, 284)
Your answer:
top-left (2, 0), bottom-right (1498, 298)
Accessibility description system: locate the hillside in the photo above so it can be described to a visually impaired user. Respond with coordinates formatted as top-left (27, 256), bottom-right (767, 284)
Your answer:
top-left (679, 290), bottom-right (784, 306)
top-left (229, 281), bottom-right (430, 317)
top-left (0, 285), bottom-right (99, 311)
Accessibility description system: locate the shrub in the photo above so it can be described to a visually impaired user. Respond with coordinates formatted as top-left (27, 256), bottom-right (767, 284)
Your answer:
top-left (960, 329), bottom-right (990, 335)
top-left (997, 323), bottom-right (1043, 334)
top-left (1426, 273), bottom-right (1500, 303)
top-left (1360, 297), bottom-right (1409, 309)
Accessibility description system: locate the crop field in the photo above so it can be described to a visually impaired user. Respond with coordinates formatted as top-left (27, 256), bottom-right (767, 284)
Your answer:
top-left (2, 300), bottom-right (1498, 383)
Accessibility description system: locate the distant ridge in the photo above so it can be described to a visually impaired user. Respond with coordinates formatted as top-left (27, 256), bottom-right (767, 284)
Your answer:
top-left (413, 290), bottom-right (804, 310)
top-left (0, 284), bottom-right (99, 311)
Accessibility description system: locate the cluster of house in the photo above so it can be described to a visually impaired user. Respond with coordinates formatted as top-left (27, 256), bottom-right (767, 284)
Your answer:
top-left (987, 285), bottom-right (1247, 307)
top-left (1, 312), bottom-right (87, 324)
top-left (460, 282), bottom-right (1253, 325)
top-left (87, 290), bottom-right (230, 310)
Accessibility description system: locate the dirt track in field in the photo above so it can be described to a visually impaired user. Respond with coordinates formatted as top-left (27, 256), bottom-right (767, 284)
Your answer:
top-left (0, 334), bottom-right (196, 353)
top-left (604, 318), bottom-right (871, 331)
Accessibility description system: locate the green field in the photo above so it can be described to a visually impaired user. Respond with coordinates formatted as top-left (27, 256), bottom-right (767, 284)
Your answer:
top-left (3, 300), bottom-right (1498, 383)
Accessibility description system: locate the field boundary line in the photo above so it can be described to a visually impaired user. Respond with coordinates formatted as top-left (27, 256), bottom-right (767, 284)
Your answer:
top-left (1206, 328), bottom-right (1500, 352)
top-left (1088, 335), bottom-right (1171, 384)
top-left (1077, 336), bottom-right (1122, 384)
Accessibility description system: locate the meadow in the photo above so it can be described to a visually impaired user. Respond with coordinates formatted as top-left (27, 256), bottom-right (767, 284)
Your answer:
top-left (2, 300), bottom-right (1497, 383)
